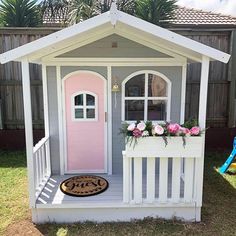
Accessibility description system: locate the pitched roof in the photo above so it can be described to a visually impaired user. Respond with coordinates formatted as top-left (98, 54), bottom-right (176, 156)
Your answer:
top-left (168, 7), bottom-right (236, 27)
top-left (0, 5), bottom-right (230, 64)
top-left (43, 6), bottom-right (236, 28)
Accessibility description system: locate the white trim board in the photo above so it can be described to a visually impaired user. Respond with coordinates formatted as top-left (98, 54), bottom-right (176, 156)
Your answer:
top-left (0, 9), bottom-right (230, 64)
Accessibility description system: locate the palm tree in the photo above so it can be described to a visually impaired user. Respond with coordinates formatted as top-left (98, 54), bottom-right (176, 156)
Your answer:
top-left (0, 0), bottom-right (42, 27)
top-left (135, 0), bottom-right (177, 26)
top-left (67, 0), bottom-right (99, 24)
top-left (40, 0), bottom-right (177, 26)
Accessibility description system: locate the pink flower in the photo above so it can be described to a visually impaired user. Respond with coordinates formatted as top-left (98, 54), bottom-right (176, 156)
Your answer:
top-left (180, 127), bottom-right (191, 136)
top-left (167, 123), bottom-right (180, 134)
top-left (154, 125), bottom-right (164, 135)
top-left (133, 128), bottom-right (142, 138)
top-left (137, 122), bottom-right (146, 131)
top-left (190, 126), bottom-right (200, 136)
top-left (127, 123), bottom-right (135, 131)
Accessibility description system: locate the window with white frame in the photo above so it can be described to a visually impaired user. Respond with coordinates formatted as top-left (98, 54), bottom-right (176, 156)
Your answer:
top-left (72, 91), bottom-right (97, 121)
top-left (123, 71), bottom-right (171, 121)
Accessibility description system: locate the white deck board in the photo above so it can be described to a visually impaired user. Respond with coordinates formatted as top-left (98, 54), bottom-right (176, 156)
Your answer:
top-left (36, 173), bottom-right (184, 206)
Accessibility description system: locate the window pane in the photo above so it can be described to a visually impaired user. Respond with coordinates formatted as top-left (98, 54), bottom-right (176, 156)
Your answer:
top-left (75, 108), bottom-right (84, 119)
top-left (86, 94), bottom-right (95, 106)
top-left (86, 109), bottom-right (95, 119)
top-left (125, 74), bottom-right (145, 97)
top-left (125, 100), bottom-right (144, 120)
top-left (148, 74), bottom-right (167, 97)
top-left (74, 94), bottom-right (83, 105)
top-left (148, 100), bottom-right (166, 120)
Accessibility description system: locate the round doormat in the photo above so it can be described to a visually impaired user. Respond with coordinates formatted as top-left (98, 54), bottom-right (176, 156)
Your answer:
top-left (60, 175), bottom-right (109, 197)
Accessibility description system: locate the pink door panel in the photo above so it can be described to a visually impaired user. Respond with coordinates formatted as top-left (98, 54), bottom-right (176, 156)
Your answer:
top-left (64, 72), bottom-right (106, 172)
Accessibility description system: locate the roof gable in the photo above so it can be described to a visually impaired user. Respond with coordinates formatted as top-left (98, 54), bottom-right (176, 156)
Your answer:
top-left (0, 4), bottom-right (230, 64)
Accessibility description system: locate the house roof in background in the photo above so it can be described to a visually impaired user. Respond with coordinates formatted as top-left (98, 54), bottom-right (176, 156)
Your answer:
top-left (43, 6), bottom-right (236, 28)
top-left (169, 7), bottom-right (236, 27)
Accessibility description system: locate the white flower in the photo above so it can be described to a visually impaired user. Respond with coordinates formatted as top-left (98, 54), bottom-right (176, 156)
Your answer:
top-left (154, 125), bottom-right (164, 135)
top-left (127, 123), bottom-right (135, 131)
top-left (137, 122), bottom-right (146, 131)
top-left (142, 130), bottom-right (149, 137)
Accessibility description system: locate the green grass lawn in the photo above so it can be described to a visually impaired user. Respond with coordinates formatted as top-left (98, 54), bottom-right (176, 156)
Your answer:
top-left (0, 151), bottom-right (29, 235)
top-left (0, 150), bottom-right (236, 236)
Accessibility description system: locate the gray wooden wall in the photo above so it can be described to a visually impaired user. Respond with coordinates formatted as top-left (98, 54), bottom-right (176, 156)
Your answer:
top-left (0, 28), bottom-right (232, 129)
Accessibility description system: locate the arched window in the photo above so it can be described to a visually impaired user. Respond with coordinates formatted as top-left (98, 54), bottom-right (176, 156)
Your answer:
top-left (72, 91), bottom-right (98, 121)
top-left (122, 71), bottom-right (171, 121)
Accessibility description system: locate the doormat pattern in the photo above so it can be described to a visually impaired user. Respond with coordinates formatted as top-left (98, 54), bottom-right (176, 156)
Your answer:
top-left (60, 175), bottom-right (109, 197)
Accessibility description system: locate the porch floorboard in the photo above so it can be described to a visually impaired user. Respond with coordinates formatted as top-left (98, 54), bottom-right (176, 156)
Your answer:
top-left (36, 173), bottom-right (184, 207)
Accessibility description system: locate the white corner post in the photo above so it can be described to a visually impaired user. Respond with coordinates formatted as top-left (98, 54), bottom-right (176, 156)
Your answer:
top-left (42, 64), bottom-right (49, 137)
top-left (195, 55), bottom-right (210, 221)
top-left (180, 63), bottom-right (187, 124)
top-left (198, 56), bottom-right (210, 129)
top-left (21, 59), bottom-right (35, 208)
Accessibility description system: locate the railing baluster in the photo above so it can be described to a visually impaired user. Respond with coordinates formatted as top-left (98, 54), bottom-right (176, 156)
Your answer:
top-left (184, 158), bottom-right (194, 202)
top-left (133, 158), bottom-right (142, 204)
top-left (146, 157), bottom-right (155, 203)
top-left (123, 151), bottom-right (131, 203)
top-left (172, 158), bottom-right (181, 202)
top-left (159, 158), bottom-right (168, 202)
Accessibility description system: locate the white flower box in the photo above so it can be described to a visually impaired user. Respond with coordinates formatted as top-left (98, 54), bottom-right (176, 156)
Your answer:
top-left (125, 136), bottom-right (204, 158)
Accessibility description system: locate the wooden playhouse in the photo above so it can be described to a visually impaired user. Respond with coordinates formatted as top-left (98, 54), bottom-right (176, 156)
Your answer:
top-left (0, 3), bottom-right (230, 223)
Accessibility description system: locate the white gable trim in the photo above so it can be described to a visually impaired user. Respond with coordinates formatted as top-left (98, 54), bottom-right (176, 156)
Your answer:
top-left (0, 9), bottom-right (230, 64)
top-left (0, 11), bottom-right (111, 64)
top-left (117, 11), bottom-right (230, 63)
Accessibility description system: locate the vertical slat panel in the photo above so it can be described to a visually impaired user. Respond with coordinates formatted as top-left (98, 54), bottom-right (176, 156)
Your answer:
top-left (123, 152), bottom-right (131, 203)
top-left (133, 158), bottom-right (142, 204)
top-left (38, 150), bottom-right (42, 184)
top-left (171, 158), bottom-right (181, 202)
top-left (146, 157), bottom-right (155, 203)
top-left (41, 144), bottom-right (45, 178)
top-left (159, 158), bottom-right (168, 202)
top-left (45, 139), bottom-right (51, 176)
top-left (184, 158), bottom-right (194, 202)
top-left (35, 152), bottom-right (39, 189)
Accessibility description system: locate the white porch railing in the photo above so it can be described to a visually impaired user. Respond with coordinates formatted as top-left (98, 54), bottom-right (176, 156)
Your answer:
top-left (33, 136), bottom-right (51, 199)
top-left (123, 136), bottom-right (204, 205)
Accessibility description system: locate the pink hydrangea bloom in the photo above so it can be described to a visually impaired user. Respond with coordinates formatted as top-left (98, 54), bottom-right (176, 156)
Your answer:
top-left (167, 123), bottom-right (180, 134)
top-left (137, 122), bottom-right (146, 131)
top-left (190, 126), bottom-right (200, 136)
top-left (133, 128), bottom-right (142, 138)
top-left (154, 125), bottom-right (164, 135)
top-left (127, 123), bottom-right (135, 131)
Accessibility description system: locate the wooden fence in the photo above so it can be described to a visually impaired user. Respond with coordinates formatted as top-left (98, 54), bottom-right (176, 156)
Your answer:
top-left (0, 29), bottom-right (231, 129)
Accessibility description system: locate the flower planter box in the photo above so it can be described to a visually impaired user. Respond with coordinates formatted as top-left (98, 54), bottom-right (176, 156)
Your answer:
top-left (125, 136), bottom-right (204, 158)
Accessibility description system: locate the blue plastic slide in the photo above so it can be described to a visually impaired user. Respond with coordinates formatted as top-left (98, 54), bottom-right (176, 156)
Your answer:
top-left (219, 137), bottom-right (236, 174)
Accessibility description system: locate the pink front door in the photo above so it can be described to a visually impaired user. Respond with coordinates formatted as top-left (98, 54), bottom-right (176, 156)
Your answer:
top-left (64, 72), bottom-right (106, 173)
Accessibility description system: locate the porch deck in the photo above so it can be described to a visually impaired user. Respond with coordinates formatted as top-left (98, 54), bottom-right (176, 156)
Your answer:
top-left (36, 173), bottom-right (184, 207)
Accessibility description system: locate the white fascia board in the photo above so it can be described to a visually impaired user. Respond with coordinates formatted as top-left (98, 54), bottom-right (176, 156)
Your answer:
top-left (118, 11), bottom-right (231, 63)
top-left (0, 12), bottom-right (110, 64)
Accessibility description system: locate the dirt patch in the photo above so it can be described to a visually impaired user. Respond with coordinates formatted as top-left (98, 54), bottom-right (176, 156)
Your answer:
top-left (5, 220), bottom-right (43, 236)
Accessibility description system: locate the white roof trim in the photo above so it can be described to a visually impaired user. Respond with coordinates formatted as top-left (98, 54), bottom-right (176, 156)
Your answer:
top-left (110, 2), bottom-right (119, 26)
top-left (0, 9), bottom-right (230, 64)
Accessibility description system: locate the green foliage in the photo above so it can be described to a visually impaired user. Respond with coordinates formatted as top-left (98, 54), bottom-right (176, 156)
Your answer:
top-left (0, 0), bottom-right (42, 27)
top-left (135, 0), bottom-right (177, 26)
top-left (182, 118), bottom-right (199, 129)
top-left (67, 0), bottom-right (99, 24)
